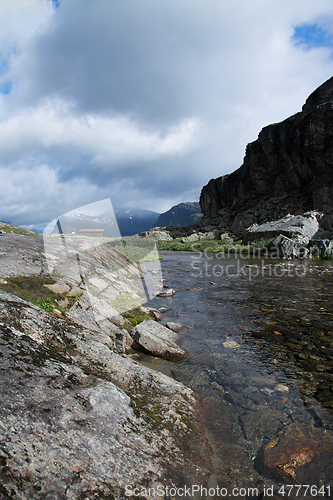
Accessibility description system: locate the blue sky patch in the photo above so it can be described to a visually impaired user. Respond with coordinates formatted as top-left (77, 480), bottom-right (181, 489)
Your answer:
top-left (292, 23), bottom-right (333, 49)
top-left (0, 81), bottom-right (12, 95)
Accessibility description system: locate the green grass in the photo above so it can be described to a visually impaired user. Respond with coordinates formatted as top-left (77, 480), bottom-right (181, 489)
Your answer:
top-left (157, 237), bottom-right (276, 256)
top-left (105, 237), bottom-right (159, 263)
top-left (33, 297), bottom-right (56, 313)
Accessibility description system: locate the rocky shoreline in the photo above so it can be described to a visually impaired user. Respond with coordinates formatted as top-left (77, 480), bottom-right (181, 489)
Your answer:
top-left (2, 230), bottom-right (333, 497)
top-left (0, 234), bottom-right (211, 499)
top-left (143, 210), bottom-right (333, 261)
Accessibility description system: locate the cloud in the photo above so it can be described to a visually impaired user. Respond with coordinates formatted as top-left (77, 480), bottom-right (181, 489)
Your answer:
top-left (1, 0), bottom-right (333, 227)
top-left (0, 98), bottom-right (200, 169)
top-left (0, 163), bottom-right (108, 225)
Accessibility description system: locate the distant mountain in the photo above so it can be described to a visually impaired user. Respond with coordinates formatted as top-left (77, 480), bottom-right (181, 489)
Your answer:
top-left (155, 202), bottom-right (202, 228)
top-left (115, 208), bottom-right (159, 236)
top-left (52, 208), bottom-right (159, 237)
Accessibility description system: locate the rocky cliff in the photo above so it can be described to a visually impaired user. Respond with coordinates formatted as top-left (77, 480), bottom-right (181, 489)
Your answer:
top-left (200, 77), bottom-right (333, 231)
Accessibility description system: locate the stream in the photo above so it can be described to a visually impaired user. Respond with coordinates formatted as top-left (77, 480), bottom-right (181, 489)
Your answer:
top-left (138, 251), bottom-right (333, 496)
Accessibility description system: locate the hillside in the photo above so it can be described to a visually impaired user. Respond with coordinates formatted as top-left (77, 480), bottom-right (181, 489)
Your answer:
top-left (0, 222), bottom-right (38, 236)
top-left (155, 202), bottom-right (202, 227)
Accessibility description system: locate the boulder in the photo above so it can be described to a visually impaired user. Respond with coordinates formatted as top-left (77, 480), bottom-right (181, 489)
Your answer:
top-left (130, 319), bottom-right (187, 359)
top-left (220, 232), bottom-right (234, 243)
top-left (181, 230), bottom-right (220, 243)
top-left (243, 212), bottom-right (319, 245)
top-left (156, 288), bottom-right (176, 297)
top-left (181, 233), bottom-right (200, 242)
top-left (140, 228), bottom-right (173, 240)
top-left (272, 234), bottom-right (309, 259)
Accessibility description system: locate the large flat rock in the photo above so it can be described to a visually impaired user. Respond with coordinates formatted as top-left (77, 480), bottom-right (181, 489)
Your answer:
top-left (243, 212), bottom-right (319, 245)
top-left (131, 320), bottom-right (187, 359)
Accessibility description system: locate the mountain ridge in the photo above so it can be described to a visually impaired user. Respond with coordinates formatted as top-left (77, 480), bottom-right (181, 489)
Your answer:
top-left (154, 202), bottom-right (202, 228)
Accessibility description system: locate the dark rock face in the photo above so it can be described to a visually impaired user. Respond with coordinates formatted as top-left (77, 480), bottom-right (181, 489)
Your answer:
top-left (200, 77), bottom-right (333, 220)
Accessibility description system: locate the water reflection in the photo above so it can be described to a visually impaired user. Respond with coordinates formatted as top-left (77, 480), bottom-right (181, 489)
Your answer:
top-left (137, 251), bottom-right (333, 491)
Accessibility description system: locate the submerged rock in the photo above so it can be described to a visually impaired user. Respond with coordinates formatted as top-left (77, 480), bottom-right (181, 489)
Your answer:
top-left (255, 423), bottom-right (333, 484)
top-left (131, 320), bottom-right (187, 359)
top-left (166, 322), bottom-right (186, 333)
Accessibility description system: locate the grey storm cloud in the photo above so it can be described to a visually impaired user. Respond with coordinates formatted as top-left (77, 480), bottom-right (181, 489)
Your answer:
top-left (0, 0), bottom-right (333, 227)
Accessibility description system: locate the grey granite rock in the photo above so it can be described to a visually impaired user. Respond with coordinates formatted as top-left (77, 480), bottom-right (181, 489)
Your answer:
top-left (156, 288), bottom-right (176, 297)
top-left (0, 291), bottom-right (210, 499)
top-left (131, 320), bottom-right (187, 359)
top-left (243, 212), bottom-right (319, 245)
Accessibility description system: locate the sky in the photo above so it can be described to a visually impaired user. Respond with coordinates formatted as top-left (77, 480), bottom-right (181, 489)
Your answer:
top-left (0, 0), bottom-right (333, 231)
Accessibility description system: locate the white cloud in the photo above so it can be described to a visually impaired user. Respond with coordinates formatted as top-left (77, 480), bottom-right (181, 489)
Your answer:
top-left (0, 98), bottom-right (201, 169)
top-left (1, 0), bottom-right (333, 226)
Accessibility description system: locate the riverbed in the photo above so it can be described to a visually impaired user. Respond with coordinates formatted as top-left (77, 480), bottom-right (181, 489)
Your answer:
top-left (138, 251), bottom-right (333, 494)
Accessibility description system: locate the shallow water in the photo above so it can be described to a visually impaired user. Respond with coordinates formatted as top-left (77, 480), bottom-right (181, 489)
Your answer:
top-left (138, 251), bottom-right (333, 494)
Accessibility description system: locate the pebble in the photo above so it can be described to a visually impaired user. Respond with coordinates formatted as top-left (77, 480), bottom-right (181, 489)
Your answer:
top-left (223, 340), bottom-right (240, 348)
top-left (274, 384), bottom-right (289, 393)
top-left (156, 288), bottom-right (176, 297)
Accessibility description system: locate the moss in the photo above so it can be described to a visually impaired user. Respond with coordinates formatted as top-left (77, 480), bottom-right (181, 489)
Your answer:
top-left (145, 408), bottom-right (163, 424)
top-left (179, 414), bottom-right (198, 432)
top-left (0, 276), bottom-right (83, 314)
top-left (121, 306), bottom-right (155, 332)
